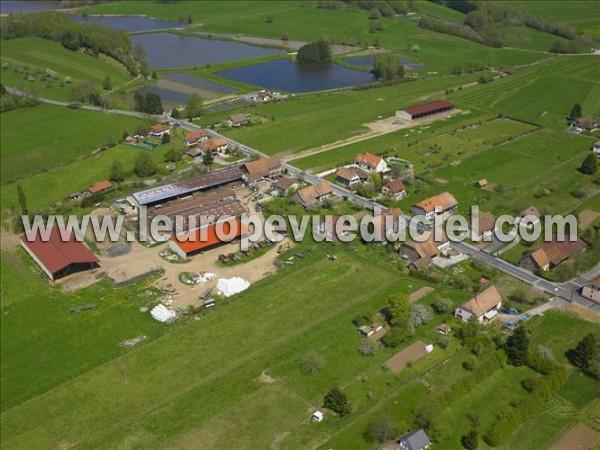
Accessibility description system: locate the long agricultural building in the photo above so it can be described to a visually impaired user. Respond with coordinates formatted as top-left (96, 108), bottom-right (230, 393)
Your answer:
top-left (20, 227), bottom-right (100, 280)
top-left (132, 165), bottom-right (246, 207)
top-left (396, 100), bottom-right (454, 121)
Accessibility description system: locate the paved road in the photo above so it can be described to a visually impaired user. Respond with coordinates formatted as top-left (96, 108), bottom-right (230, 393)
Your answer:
top-left (12, 92), bottom-right (598, 313)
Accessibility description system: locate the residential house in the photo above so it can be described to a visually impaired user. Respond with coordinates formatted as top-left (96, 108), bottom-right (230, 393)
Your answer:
top-left (243, 156), bottom-right (282, 182)
top-left (518, 206), bottom-right (541, 226)
top-left (272, 177), bottom-right (299, 196)
top-left (454, 285), bottom-right (502, 323)
top-left (149, 124), bottom-right (169, 138)
top-left (522, 235), bottom-right (587, 271)
top-left (382, 179), bottom-right (406, 200)
top-left (335, 167), bottom-right (369, 187)
top-left (581, 278), bottom-right (600, 303)
top-left (355, 152), bottom-right (388, 173)
top-left (397, 231), bottom-right (449, 263)
top-left (228, 113), bottom-right (250, 127)
top-left (201, 137), bottom-right (229, 154)
top-left (184, 130), bottom-right (209, 146)
top-left (252, 90), bottom-right (271, 102)
top-left (470, 211), bottom-right (496, 241)
top-left (411, 192), bottom-right (458, 220)
top-left (575, 117), bottom-right (599, 132)
top-left (87, 180), bottom-right (113, 195)
top-left (397, 428), bottom-right (432, 450)
top-left (293, 181), bottom-right (334, 208)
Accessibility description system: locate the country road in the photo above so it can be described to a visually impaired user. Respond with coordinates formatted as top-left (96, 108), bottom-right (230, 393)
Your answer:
top-left (9, 89), bottom-right (600, 313)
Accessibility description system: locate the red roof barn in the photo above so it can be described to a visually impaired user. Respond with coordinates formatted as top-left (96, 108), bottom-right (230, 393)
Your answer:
top-left (20, 227), bottom-right (100, 280)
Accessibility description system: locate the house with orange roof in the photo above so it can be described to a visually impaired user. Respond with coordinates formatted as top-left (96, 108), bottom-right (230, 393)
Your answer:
top-left (87, 180), bottom-right (113, 195)
top-left (184, 130), bottom-right (209, 146)
top-left (355, 153), bottom-right (388, 173)
top-left (169, 219), bottom-right (249, 259)
top-left (292, 181), bottom-right (333, 208)
top-left (382, 179), bottom-right (406, 200)
top-left (149, 124), bottom-right (170, 138)
top-left (411, 192), bottom-right (457, 220)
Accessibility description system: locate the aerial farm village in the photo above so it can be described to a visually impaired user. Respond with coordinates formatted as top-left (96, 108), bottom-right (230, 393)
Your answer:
top-left (1, 1), bottom-right (599, 449)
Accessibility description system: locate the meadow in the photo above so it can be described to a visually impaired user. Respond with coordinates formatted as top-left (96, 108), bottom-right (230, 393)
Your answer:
top-left (83, 1), bottom-right (549, 74)
top-left (208, 73), bottom-right (484, 155)
top-left (450, 55), bottom-right (600, 130)
top-left (0, 104), bottom-right (146, 185)
top-left (0, 37), bottom-right (132, 101)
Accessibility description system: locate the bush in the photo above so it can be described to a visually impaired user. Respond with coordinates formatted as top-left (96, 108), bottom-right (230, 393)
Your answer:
top-left (367, 414), bottom-right (396, 442)
top-left (432, 297), bottom-right (453, 314)
top-left (358, 339), bottom-right (381, 356)
top-left (300, 352), bottom-right (324, 374)
top-left (323, 387), bottom-right (351, 416)
top-left (382, 327), bottom-right (410, 348)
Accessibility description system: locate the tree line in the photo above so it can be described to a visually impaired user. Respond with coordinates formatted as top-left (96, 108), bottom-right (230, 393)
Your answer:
top-left (0, 12), bottom-right (142, 75)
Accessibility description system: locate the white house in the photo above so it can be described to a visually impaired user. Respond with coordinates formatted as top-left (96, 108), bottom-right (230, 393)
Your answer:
top-left (355, 153), bottom-right (388, 173)
top-left (411, 192), bottom-right (458, 220)
top-left (593, 141), bottom-right (600, 156)
top-left (149, 124), bottom-right (170, 138)
top-left (454, 285), bottom-right (502, 324)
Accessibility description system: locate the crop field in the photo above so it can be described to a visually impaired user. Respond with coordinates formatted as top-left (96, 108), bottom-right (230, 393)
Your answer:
top-left (451, 56), bottom-right (600, 129)
top-left (0, 104), bottom-right (145, 185)
top-left (419, 129), bottom-right (597, 216)
top-left (0, 37), bottom-right (132, 101)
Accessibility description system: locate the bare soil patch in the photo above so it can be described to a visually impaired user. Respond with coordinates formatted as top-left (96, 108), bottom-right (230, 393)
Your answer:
top-left (384, 340), bottom-right (428, 374)
top-left (408, 286), bottom-right (434, 303)
top-left (550, 423), bottom-right (600, 450)
top-left (579, 209), bottom-right (600, 230)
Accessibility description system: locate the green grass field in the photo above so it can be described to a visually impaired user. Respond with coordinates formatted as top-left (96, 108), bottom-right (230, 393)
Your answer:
top-left (83, 1), bottom-right (549, 74)
top-left (511, 1), bottom-right (600, 37)
top-left (0, 104), bottom-right (145, 185)
top-left (0, 37), bottom-right (132, 101)
top-left (451, 56), bottom-right (600, 130)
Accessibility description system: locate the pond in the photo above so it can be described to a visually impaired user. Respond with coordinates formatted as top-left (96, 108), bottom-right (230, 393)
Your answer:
top-left (70, 15), bottom-right (182, 32)
top-left (344, 54), bottom-right (425, 69)
top-left (215, 59), bottom-right (375, 93)
top-left (0, 1), bottom-right (63, 13)
top-left (129, 32), bottom-right (284, 69)
top-left (163, 72), bottom-right (237, 94)
top-left (136, 86), bottom-right (190, 106)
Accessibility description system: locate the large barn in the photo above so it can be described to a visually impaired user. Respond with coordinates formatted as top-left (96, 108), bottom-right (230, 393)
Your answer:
top-left (20, 227), bottom-right (100, 280)
top-left (169, 219), bottom-right (249, 258)
top-left (131, 165), bottom-right (245, 208)
top-left (396, 100), bottom-right (454, 121)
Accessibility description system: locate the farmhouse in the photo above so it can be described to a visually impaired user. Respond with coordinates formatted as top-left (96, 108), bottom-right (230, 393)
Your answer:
top-left (382, 179), bottom-right (406, 200)
top-left (149, 124), bottom-right (169, 138)
top-left (397, 231), bottom-right (449, 262)
top-left (87, 180), bottom-right (113, 195)
top-left (20, 227), bottom-right (100, 280)
top-left (243, 156), bottom-right (282, 182)
top-left (454, 285), bottom-right (502, 323)
top-left (522, 236), bottom-right (587, 271)
top-left (293, 181), bottom-right (333, 208)
top-left (132, 165), bottom-right (245, 207)
top-left (575, 116), bottom-right (599, 132)
top-left (228, 113), bottom-right (250, 127)
top-left (411, 192), bottom-right (457, 220)
top-left (397, 429), bottom-right (432, 450)
top-left (272, 177), bottom-right (299, 195)
top-left (184, 130), bottom-right (209, 146)
top-left (470, 211), bottom-right (496, 241)
top-left (395, 100), bottom-right (454, 121)
top-left (169, 218), bottom-right (249, 258)
top-left (335, 167), bottom-right (369, 187)
top-left (355, 152), bottom-right (388, 173)
top-left (201, 137), bottom-right (229, 154)
top-left (581, 278), bottom-right (600, 303)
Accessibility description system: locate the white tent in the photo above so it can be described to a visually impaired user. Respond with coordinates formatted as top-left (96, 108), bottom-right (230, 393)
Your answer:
top-left (217, 277), bottom-right (250, 297)
top-left (150, 304), bottom-right (177, 323)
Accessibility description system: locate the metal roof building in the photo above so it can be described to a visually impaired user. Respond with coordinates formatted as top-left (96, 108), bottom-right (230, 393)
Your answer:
top-left (132, 165), bottom-right (245, 207)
